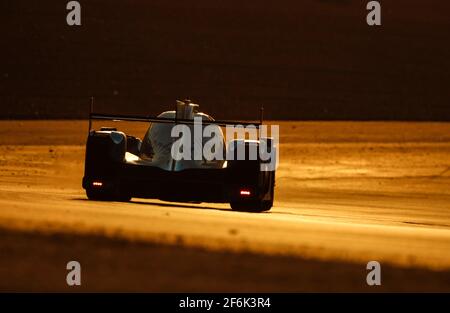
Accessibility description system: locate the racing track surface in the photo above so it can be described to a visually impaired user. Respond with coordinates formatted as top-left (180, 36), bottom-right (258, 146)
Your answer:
top-left (0, 121), bottom-right (450, 291)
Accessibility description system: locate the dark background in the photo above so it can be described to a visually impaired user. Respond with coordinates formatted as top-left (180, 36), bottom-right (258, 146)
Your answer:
top-left (1, 0), bottom-right (449, 120)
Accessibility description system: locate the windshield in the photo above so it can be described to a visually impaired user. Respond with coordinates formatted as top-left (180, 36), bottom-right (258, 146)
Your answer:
top-left (140, 111), bottom-right (225, 171)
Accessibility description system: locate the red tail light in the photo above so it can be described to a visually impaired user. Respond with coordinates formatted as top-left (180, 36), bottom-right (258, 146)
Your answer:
top-left (92, 181), bottom-right (103, 187)
top-left (240, 189), bottom-right (251, 196)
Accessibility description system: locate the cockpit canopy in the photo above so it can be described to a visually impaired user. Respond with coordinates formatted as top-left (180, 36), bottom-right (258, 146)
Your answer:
top-left (139, 101), bottom-right (225, 171)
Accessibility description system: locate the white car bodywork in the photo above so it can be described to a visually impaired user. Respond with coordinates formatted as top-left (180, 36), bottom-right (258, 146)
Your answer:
top-left (127, 103), bottom-right (226, 171)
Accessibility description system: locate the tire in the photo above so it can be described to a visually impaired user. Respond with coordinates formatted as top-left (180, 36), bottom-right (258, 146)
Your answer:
top-left (86, 188), bottom-right (113, 201)
top-left (116, 193), bottom-right (132, 202)
top-left (230, 199), bottom-right (272, 212)
top-left (230, 171), bottom-right (275, 212)
top-left (86, 186), bottom-right (131, 202)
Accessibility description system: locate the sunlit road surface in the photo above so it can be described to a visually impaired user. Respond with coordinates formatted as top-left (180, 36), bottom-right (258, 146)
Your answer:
top-left (0, 121), bottom-right (450, 291)
top-left (1, 182), bottom-right (450, 270)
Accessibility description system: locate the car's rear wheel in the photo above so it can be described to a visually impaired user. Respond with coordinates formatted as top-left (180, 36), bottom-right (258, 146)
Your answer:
top-left (116, 193), bottom-right (132, 202)
top-left (230, 199), bottom-right (272, 212)
top-left (86, 186), bottom-right (131, 202)
top-left (230, 172), bottom-right (275, 212)
top-left (86, 188), bottom-right (112, 201)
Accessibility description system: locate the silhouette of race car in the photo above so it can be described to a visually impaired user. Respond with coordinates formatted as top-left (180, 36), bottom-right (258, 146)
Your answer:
top-left (82, 99), bottom-right (277, 212)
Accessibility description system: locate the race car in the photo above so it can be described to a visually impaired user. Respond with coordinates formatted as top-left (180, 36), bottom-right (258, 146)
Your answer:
top-left (82, 99), bottom-right (276, 212)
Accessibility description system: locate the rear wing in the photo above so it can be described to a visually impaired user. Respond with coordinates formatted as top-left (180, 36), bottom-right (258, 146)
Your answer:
top-left (87, 97), bottom-right (264, 133)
